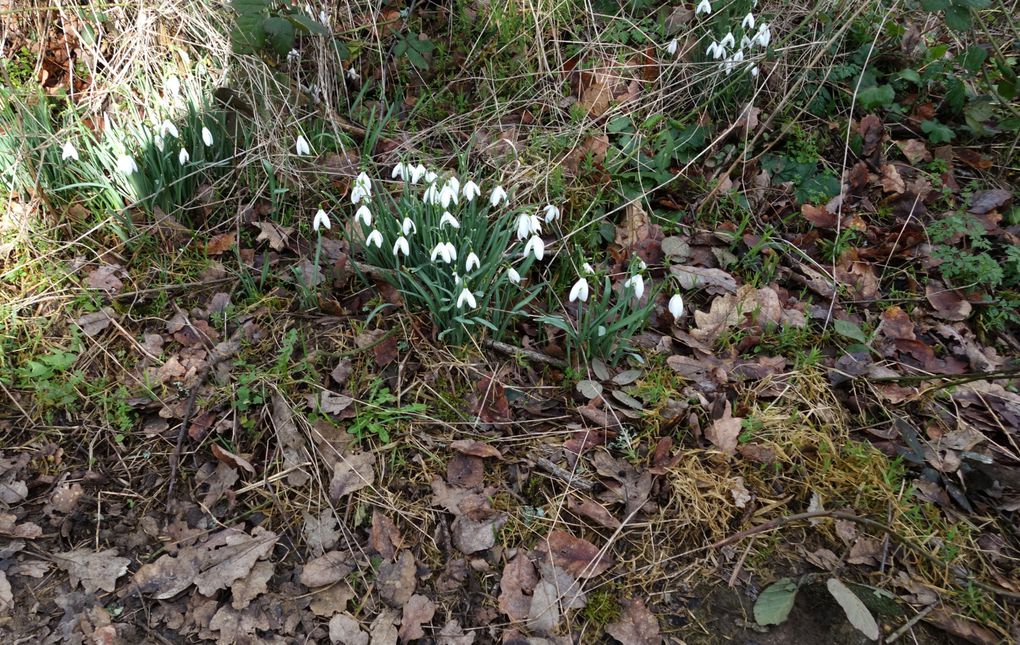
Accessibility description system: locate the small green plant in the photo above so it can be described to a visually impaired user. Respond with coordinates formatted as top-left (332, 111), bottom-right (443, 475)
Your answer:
top-left (347, 378), bottom-right (425, 444)
top-left (230, 0), bottom-right (329, 57)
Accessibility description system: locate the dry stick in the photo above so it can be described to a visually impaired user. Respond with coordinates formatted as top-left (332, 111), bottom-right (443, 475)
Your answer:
top-left (887, 602), bottom-right (938, 643)
top-left (711, 509), bottom-right (1020, 600)
top-left (483, 339), bottom-right (567, 369)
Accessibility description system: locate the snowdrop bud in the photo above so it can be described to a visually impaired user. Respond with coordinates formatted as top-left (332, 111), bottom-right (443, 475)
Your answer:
top-left (668, 294), bottom-right (685, 321)
top-left (165, 75), bottom-right (181, 98)
top-left (462, 180), bottom-right (481, 201)
top-left (666, 39), bottom-right (678, 56)
top-left (423, 183), bottom-right (441, 205)
top-left (61, 141), bottom-right (79, 161)
top-left (179, 148), bottom-right (190, 165)
top-left (721, 32), bottom-right (735, 50)
top-left (695, 0), bottom-right (712, 16)
top-left (506, 267), bottom-right (521, 284)
top-left (582, 263), bottom-right (594, 274)
top-left (523, 235), bottom-right (544, 261)
top-left (346, 67), bottom-right (360, 81)
top-left (410, 164), bottom-right (427, 184)
top-left (296, 134), bottom-right (311, 155)
top-left (117, 155), bottom-right (138, 175)
top-left (313, 209), bottom-right (331, 231)
top-left (201, 126), bottom-right (214, 147)
top-left (393, 236), bottom-right (409, 257)
top-left (365, 229), bottom-right (383, 248)
top-left (751, 66), bottom-right (760, 77)
top-left (456, 287), bottom-right (477, 309)
top-left (424, 170), bottom-right (438, 184)
top-left (490, 185), bottom-right (508, 207)
top-left (465, 252), bottom-right (480, 272)
top-left (569, 277), bottom-right (589, 303)
top-left (355, 205), bottom-right (372, 226)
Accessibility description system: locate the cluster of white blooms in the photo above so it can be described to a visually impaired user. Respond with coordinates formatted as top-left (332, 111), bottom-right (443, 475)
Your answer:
top-left (339, 162), bottom-right (562, 313)
top-left (686, 0), bottom-right (770, 78)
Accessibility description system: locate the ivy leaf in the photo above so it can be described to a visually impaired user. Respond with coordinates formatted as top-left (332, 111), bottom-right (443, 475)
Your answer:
top-left (826, 578), bottom-right (880, 641)
top-left (754, 578), bottom-right (798, 626)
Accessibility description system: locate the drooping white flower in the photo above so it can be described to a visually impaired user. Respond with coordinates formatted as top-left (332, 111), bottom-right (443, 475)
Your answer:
top-left (625, 274), bottom-right (645, 300)
top-left (755, 23), bottom-right (771, 48)
top-left (506, 267), bottom-right (521, 284)
top-left (346, 67), bottom-right (359, 81)
top-left (201, 126), bottom-right (214, 147)
top-left (313, 208), bottom-right (331, 231)
top-left (598, 325), bottom-right (607, 336)
top-left (742, 12), bottom-right (755, 30)
top-left (515, 212), bottom-right (541, 241)
top-left (440, 183), bottom-right (459, 208)
top-left (465, 252), bottom-right (480, 272)
top-left (542, 204), bottom-right (560, 223)
top-left (355, 172), bottom-right (371, 192)
top-left (350, 184), bottom-right (370, 204)
top-left (117, 155), bottom-right (138, 175)
top-left (446, 176), bottom-right (460, 195)
top-left (424, 170), bottom-right (438, 184)
top-left (393, 235), bottom-right (409, 257)
top-left (733, 49), bottom-right (745, 63)
top-left (355, 205), bottom-right (372, 226)
top-left (707, 41), bottom-right (725, 60)
top-left (720, 32), bottom-right (735, 50)
top-left (392, 162), bottom-right (410, 180)
top-left (154, 135), bottom-right (165, 152)
top-left (423, 182), bottom-right (441, 205)
top-left (569, 277), bottom-right (589, 303)
top-left (365, 229), bottom-right (383, 248)
top-left (666, 39), bottom-right (679, 56)
top-left (440, 212), bottom-right (460, 229)
top-left (523, 235), bottom-right (544, 261)
top-left (409, 164), bottom-right (427, 184)
top-left (160, 120), bottom-right (179, 139)
top-left (462, 180), bottom-right (481, 202)
top-left (668, 294), bottom-right (685, 321)
top-left (61, 141), bottom-right (79, 161)
top-left (751, 66), bottom-right (760, 78)
top-left (296, 134), bottom-right (311, 155)
top-left (430, 242), bottom-right (456, 264)
top-left (178, 148), bottom-right (190, 165)
top-left (741, 35), bottom-right (753, 50)
top-left (401, 217), bottom-right (416, 235)
top-left (165, 75), bottom-right (181, 98)
top-left (320, 9), bottom-right (329, 24)
top-left (490, 185), bottom-right (508, 207)
top-left (456, 287), bottom-right (477, 309)
top-left (444, 242), bottom-right (457, 262)
top-left (695, 0), bottom-right (712, 16)
top-left (582, 262), bottom-right (594, 274)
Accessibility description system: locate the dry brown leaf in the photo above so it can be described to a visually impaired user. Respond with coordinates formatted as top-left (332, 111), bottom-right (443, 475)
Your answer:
top-left (498, 553), bottom-right (538, 623)
top-left (370, 510), bottom-right (402, 559)
top-left (669, 265), bottom-right (737, 294)
top-left (451, 513), bottom-right (506, 554)
top-left (567, 495), bottom-right (621, 529)
top-left (85, 264), bottom-right (124, 293)
top-left (53, 548), bottom-right (130, 594)
top-left (193, 527), bottom-right (276, 596)
top-left (605, 597), bottom-right (661, 645)
top-left (446, 453), bottom-right (484, 489)
top-left (540, 529), bottom-right (613, 578)
top-left (254, 221), bottom-right (292, 251)
top-left (329, 613), bottom-right (368, 645)
top-left (230, 560), bottom-right (273, 610)
top-left (369, 608), bottom-right (400, 644)
top-left (880, 163), bottom-right (906, 193)
top-left (926, 282), bottom-right (972, 321)
top-left (706, 399), bottom-right (741, 456)
top-left (300, 550), bottom-right (354, 588)
top-left (76, 307), bottom-right (115, 337)
top-left (206, 232), bottom-right (236, 256)
top-left (210, 444), bottom-right (256, 475)
top-left (896, 139), bottom-right (931, 164)
top-left (303, 509), bottom-right (339, 555)
top-left (578, 76), bottom-right (611, 117)
top-left (329, 452), bottom-right (375, 500)
top-left (591, 451), bottom-right (652, 515)
top-left (450, 440), bottom-right (502, 459)
top-left (378, 550), bottom-right (417, 608)
top-left (271, 393), bottom-right (311, 486)
top-left (399, 594), bottom-right (436, 643)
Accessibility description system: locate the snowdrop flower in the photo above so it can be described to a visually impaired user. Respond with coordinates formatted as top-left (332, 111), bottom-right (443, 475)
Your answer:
top-left (523, 235), bottom-right (544, 261)
top-left (393, 236), bottom-right (409, 257)
top-left (319, 10), bottom-right (329, 25)
top-left (392, 162), bottom-right (410, 180)
top-left (465, 252), bottom-right (481, 272)
top-left (440, 182), bottom-right (459, 208)
top-left (742, 13), bottom-right (755, 30)
top-left (201, 126), bottom-right (214, 147)
top-left (346, 67), bottom-right (360, 81)
top-left (506, 267), bottom-right (521, 284)
top-left (569, 277), bottom-right (589, 303)
top-left (695, 0), bottom-right (712, 16)
top-left (351, 184), bottom-right (370, 204)
top-left (355, 205), bottom-right (372, 226)
top-left (755, 24), bottom-right (771, 48)
top-left (178, 148), bottom-right (190, 165)
top-left (456, 287), bottom-right (477, 309)
top-left (430, 242), bottom-right (456, 264)
top-left (751, 66), bottom-right (760, 78)
top-left (598, 326), bottom-right (607, 336)
top-left (296, 134), bottom-right (311, 155)
top-left (287, 49), bottom-right (301, 66)
top-left (61, 141), bottom-right (79, 161)
top-left (666, 39), bottom-right (678, 56)
top-left (668, 294), bottom-right (685, 321)
top-left (165, 75), bottom-right (181, 99)
top-left (733, 49), bottom-right (745, 63)
top-left (409, 164), bottom-right (427, 184)
top-left (542, 204), bottom-right (560, 223)
top-left (117, 155), bottom-right (138, 175)
top-left (313, 209), bottom-right (331, 231)
top-left (446, 176), bottom-right (460, 195)
top-left (424, 170), bottom-right (438, 184)
top-left (462, 180), bottom-right (481, 202)
top-left (723, 57), bottom-right (736, 75)
top-left (401, 217), bottom-right (417, 235)
top-left (160, 120), bottom-right (179, 139)
top-left (625, 274), bottom-right (645, 300)
top-left (155, 135), bottom-right (165, 152)
top-left (355, 172), bottom-right (371, 192)
top-left (440, 212), bottom-right (460, 229)
top-left (365, 229), bottom-right (383, 248)
top-left (515, 212), bottom-right (541, 240)
top-left (582, 262), bottom-right (594, 274)
top-left (720, 32), bottom-right (735, 50)
top-left (490, 185), bottom-right (508, 207)
top-left (707, 41), bottom-right (725, 60)
top-left (423, 182), bottom-right (441, 205)
top-left (741, 35), bottom-right (753, 50)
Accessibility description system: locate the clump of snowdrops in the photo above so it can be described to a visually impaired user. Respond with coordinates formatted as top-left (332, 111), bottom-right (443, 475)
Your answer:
top-left (664, 0), bottom-right (772, 78)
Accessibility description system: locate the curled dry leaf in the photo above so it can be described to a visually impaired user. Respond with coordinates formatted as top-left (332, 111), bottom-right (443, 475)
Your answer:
top-left (399, 594), bottom-right (436, 643)
top-left (329, 452), bottom-right (376, 501)
top-left (271, 393), bottom-right (311, 486)
top-left (76, 307), bottom-right (115, 337)
top-left (705, 399), bottom-right (741, 456)
top-left (605, 597), bottom-right (661, 645)
top-left (378, 550), bottom-right (416, 608)
top-left (926, 282), bottom-right (972, 321)
top-left (53, 548), bottom-right (130, 594)
top-left (300, 550), bottom-right (354, 588)
top-left (498, 553), bottom-right (538, 623)
top-left (329, 613), bottom-right (368, 645)
top-left (540, 529), bottom-right (613, 579)
top-left (669, 265), bottom-right (738, 294)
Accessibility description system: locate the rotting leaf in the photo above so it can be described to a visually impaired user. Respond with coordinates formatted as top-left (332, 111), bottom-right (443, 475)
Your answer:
top-left (230, 559), bottom-right (273, 610)
top-left (329, 452), bottom-right (375, 500)
top-left (378, 550), bottom-right (416, 607)
top-left (399, 594), bottom-right (436, 643)
top-left (498, 552), bottom-right (538, 623)
top-left (53, 548), bottom-right (130, 594)
top-left (926, 282), bottom-right (972, 322)
top-left (76, 307), bottom-right (115, 337)
top-left (450, 439), bottom-right (502, 460)
top-left (753, 577), bottom-right (798, 626)
top-left (85, 264), bottom-right (124, 293)
top-left (329, 613), bottom-right (368, 645)
top-left (540, 529), bottom-right (613, 579)
top-left (826, 578), bottom-right (879, 641)
top-left (706, 399), bottom-right (741, 456)
top-left (452, 513), bottom-right (506, 554)
top-left (576, 380), bottom-right (603, 400)
top-left (370, 510), bottom-right (402, 559)
top-left (606, 597), bottom-right (661, 645)
top-left (567, 495), bottom-right (621, 529)
top-left (271, 393), bottom-right (311, 486)
top-left (300, 550), bottom-right (354, 588)
top-left (303, 509), bottom-right (339, 556)
top-left (253, 220), bottom-right (292, 251)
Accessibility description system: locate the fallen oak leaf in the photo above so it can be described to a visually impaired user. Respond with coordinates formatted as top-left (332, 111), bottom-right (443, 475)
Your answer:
top-left (399, 594), bottom-right (436, 643)
top-left (606, 597), bottom-right (661, 645)
top-left (53, 548), bottom-right (130, 594)
top-left (706, 399), bottom-right (741, 456)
